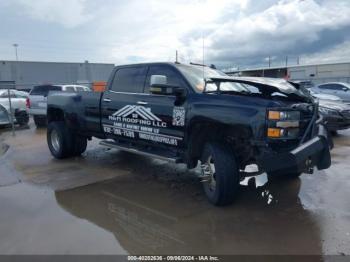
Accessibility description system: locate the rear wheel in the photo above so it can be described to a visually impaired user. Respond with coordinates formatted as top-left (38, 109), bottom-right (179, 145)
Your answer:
top-left (33, 115), bottom-right (47, 127)
top-left (200, 142), bottom-right (239, 206)
top-left (47, 121), bottom-right (72, 159)
top-left (72, 135), bottom-right (87, 156)
top-left (15, 111), bottom-right (29, 126)
top-left (47, 121), bottom-right (87, 159)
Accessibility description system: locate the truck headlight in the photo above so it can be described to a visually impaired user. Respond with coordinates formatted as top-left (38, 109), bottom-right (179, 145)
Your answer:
top-left (268, 110), bottom-right (300, 120)
top-left (267, 110), bottom-right (300, 139)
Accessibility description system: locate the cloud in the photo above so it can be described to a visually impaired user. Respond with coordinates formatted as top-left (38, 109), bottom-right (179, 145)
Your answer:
top-left (192, 0), bottom-right (350, 66)
top-left (1, 0), bottom-right (350, 67)
top-left (12, 0), bottom-right (93, 28)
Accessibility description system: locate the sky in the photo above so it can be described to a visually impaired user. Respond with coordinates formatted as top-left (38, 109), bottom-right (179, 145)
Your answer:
top-left (0, 0), bottom-right (350, 69)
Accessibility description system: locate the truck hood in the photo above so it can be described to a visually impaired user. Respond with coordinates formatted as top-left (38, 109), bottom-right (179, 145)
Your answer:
top-left (207, 76), bottom-right (311, 102)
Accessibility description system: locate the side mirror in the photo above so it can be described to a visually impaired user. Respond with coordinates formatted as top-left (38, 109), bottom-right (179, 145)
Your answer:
top-left (342, 87), bottom-right (348, 92)
top-left (150, 75), bottom-right (186, 98)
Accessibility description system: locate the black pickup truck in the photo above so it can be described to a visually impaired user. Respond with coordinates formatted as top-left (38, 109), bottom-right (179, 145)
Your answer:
top-left (46, 62), bottom-right (331, 206)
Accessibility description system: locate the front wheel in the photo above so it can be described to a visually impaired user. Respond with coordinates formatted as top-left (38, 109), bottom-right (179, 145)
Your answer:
top-left (200, 142), bottom-right (239, 206)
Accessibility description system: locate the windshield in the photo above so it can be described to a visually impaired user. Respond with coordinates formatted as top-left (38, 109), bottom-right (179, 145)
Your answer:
top-left (176, 64), bottom-right (227, 92)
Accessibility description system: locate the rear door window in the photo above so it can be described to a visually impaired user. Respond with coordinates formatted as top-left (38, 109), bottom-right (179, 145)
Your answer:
top-left (64, 86), bottom-right (75, 92)
top-left (110, 67), bottom-right (147, 93)
top-left (30, 85), bottom-right (62, 96)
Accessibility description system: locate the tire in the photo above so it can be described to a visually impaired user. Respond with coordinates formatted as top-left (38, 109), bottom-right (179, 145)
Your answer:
top-left (47, 121), bottom-right (74, 159)
top-left (34, 115), bottom-right (47, 127)
top-left (71, 135), bottom-right (87, 156)
top-left (200, 142), bottom-right (239, 206)
top-left (15, 111), bottom-right (29, 126)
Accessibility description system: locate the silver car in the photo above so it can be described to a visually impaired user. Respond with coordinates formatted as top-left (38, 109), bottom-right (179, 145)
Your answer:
top-left (28, 84), bottom-right (90, 127)
top-left (312, 82), bottom-right (350, 104)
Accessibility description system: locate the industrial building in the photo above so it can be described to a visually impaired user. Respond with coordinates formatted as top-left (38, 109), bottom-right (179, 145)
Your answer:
top-left (0, 60), bottom-right (115, 91)
top-left (226, 61), bottom-right (350, 85)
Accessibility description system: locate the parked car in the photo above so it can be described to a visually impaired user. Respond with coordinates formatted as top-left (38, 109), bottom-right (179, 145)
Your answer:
top-left (13, 90), bottom-right (29, 98)
top-left (318, 99), bottom-right (350, 132)
top-left (309, 90), bottom-right (342, 102)
top-left (0, 104), bottom-right (10, 126)
top-left (28, 84), bottom-right (90, 127)
top-left (0, 89), bottom-right (29, 127)
top-left (45, 62), bottom-right (331, 206)
top-left (312, 82), bottom-right (350, 104)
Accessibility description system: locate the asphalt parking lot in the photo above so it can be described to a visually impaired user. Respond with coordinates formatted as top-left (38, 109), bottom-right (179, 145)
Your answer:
top-left (0, 121), bottom-right (349, 256)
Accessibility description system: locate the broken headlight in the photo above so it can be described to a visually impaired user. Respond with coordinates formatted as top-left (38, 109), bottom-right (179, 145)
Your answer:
top-left (267, 110), bottom-right (300, 139)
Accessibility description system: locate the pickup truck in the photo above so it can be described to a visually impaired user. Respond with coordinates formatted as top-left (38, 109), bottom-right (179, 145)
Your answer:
top-left (46, 62), bottom-right (331, 206)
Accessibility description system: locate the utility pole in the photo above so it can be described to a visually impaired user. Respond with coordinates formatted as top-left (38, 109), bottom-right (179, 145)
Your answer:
top-left (175, 50), bottom-right (178, 63)
top-left (268, 56), bottom-right (271, 68)
top-left (285, 56), bottom-right (288, 67)
top-left (13, 44), bottom-right (18, 61)
top-left (297, 56), bottom-right (300, 65)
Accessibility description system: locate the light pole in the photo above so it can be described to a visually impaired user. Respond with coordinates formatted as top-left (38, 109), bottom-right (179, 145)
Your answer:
top-left (9, 43), bottom-right (19, 136)
top-left (13, 44), bottom-right (18, 61)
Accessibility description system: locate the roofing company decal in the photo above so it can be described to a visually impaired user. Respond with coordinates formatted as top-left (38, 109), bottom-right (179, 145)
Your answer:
top-left (103, 104), bottom-right (182, 146)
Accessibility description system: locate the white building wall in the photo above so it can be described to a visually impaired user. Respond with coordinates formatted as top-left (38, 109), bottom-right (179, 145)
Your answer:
top-left (288, 62), bottom-right (350, 84)
top-left (0, 60), bottom-right (114, 90)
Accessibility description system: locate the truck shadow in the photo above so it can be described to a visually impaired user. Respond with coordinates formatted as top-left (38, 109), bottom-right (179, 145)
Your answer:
top-left (55, 155), bottom-right (323, 256)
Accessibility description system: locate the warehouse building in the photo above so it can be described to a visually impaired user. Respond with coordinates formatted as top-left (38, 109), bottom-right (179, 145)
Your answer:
top-left (0, 60), bottom-right (115, 91)
top-left (226, 61), bottom-right (350, 85)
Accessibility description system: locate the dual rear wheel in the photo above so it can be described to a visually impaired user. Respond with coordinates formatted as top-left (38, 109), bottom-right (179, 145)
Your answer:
top-left (47, 121), bottom-right (87, 159)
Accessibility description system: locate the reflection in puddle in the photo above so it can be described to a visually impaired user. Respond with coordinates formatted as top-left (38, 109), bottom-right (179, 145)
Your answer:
top-left (55, 169), bottom-right (322, 255)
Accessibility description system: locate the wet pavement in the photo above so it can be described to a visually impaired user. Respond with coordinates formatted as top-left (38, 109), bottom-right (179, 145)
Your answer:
top-left (0, 122), bottom-right (350, 256)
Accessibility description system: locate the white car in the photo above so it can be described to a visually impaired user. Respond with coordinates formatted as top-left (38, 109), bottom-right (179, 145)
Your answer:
top-left (0, 89), bottom-right (29, 127)
top-left (28, 84), bottom-right (90, 127)
top-left (312, 82), bottom-right (350, 104)
top-left (309, 90), bottom-right (342, 102)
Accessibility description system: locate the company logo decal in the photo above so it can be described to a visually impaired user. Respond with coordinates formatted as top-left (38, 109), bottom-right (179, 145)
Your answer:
top-left (112, 105), bottom-right (162, 121)
top-left (104, 104), bottom-right (183, 146)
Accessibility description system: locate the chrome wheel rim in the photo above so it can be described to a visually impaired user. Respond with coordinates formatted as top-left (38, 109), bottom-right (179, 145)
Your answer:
top-left (51, 130), bottom-right (60, 152)
top-left (202, 155), bottom-right (216, 191)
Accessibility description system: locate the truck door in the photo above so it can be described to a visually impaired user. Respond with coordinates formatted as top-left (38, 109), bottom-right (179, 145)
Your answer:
top-left (135, 64), bottom-right (189, 149)
top-left (101, 65), bottom-right (149, 142)
top-left (101, 64), bottom-right (188, 149)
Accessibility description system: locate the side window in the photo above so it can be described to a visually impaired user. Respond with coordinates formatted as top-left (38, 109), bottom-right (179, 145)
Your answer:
top-left (75, 86), bottom-right (85, 92)
top-left (0, 92), bottom-right (8, 98)
top-left (318, 84), bottom-right (330, 90)
top-left (64, 86), bottom-right (75, 92)
top-left (144, 65), bottom-right (185, 93)
top-left (330, 84), bottom-right (344, 90)
top-left (110, 66), bottom-right (147, 93)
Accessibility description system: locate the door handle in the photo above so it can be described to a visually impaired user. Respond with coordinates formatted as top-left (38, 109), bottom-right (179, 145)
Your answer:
top-left (103, 98), bottom-right (112, 102)
top-left (137, 101), bottom-right (148, 105)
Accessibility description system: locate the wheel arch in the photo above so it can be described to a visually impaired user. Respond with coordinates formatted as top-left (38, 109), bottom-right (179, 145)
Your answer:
top-left (186, 117), bottom-right (254, 169)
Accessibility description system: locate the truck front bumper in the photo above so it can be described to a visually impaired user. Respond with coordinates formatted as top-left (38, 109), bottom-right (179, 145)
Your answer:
top-left (259, 124), bottom-right (331, 174)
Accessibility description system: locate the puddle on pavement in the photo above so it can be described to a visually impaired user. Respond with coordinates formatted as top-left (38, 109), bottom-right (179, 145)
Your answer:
top-left (1, 124), bottom-right (349, 255)
top-left (54, 173), bottom-right (324, 255)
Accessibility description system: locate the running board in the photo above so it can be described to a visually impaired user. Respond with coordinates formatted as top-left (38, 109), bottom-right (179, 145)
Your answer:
top-left (99, 140), bottom-right (179, 163)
